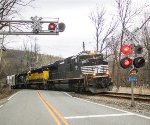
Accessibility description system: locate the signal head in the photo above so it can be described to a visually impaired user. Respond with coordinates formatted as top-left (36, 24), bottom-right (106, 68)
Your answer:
top-left (48, 23), bottom-right (56, 31)
top-left (120, 57), bottom-right (132, 69)
top-left (133, 57), bottom-right (145, 68)
top-left (58, 23), bottom-right (66, 32)
top-left (121, 44), bottom-right (132, 55)
top-left (134, 45), bottom-right (143, 54)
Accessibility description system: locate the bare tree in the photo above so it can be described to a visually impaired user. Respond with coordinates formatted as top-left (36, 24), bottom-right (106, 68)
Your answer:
top-left (89, 6), bottom-right (117, 53)
top-left (141, 15), bottom-right (150, 85)
top-left (107, 36), bottom-right (120, 82)
top-left (0, 0), bottom-right (34, 76)
top-left (22, 39), bottom-right (40, 70)
top-left (0, 0), bottom-right (34, 30)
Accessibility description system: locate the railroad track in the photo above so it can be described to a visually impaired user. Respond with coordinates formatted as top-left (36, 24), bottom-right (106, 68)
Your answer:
top-left (99, 92), bottom-right (150, 103)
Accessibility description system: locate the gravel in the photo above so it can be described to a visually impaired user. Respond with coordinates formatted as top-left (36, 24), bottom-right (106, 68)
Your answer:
top-left (68, 92), bottom-right (150, 117)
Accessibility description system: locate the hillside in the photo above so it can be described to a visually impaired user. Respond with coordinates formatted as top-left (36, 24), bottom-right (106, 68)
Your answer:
top-left (0, 49), bottom-right (63, 80)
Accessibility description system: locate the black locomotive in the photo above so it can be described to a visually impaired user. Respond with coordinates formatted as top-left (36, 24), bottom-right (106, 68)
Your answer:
top-left (7, 51), bottom-right (113, 93)
top-left (47, 51), bottom-right (113, 93)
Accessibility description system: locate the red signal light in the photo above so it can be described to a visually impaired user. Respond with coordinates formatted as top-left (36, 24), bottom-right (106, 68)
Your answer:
top-left (124, 59), bottom-right (131, 65)
top-left (48, 23), bottom-right (56, 30)
top-left (121, 44), bottom-right (132, 55)
top-left (120, 57), bottom-right (132, 69)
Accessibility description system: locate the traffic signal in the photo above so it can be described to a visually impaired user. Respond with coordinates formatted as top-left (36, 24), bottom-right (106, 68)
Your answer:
top-left (120, 57), bottom-right (132, 69)
top-left (48, 23), bottom-right (56, 31)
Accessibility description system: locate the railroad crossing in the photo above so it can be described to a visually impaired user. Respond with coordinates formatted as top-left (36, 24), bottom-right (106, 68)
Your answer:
top-left (0, 16), bottom-right (66, 35)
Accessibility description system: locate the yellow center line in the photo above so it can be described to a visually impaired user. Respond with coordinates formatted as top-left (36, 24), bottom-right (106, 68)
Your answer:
top-left (37, 91), bottom-right (70, 125)
top-left (37, 92), bottom-right (61, 125)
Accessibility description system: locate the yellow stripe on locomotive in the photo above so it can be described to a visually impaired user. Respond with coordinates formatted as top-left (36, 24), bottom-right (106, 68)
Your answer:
top-left (26, 70), bottom-right (49, 81)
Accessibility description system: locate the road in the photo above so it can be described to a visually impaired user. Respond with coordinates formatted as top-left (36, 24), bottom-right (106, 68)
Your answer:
top-left (0, 90), bottom-right (150, 125)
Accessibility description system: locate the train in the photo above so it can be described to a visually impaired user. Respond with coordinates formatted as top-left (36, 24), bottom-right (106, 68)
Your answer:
top-left (6, 51), bottom-right (113, 93)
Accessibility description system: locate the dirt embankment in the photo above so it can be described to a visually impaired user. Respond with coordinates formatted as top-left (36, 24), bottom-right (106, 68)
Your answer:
top-left (0, 86), bottom-right (16, 100)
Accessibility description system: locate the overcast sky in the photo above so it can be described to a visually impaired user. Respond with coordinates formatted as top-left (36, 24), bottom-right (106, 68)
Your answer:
top-left (6, 0), bottom-right (150, 58)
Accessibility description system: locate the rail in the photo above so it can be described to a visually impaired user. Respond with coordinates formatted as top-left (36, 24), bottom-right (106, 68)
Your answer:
top-left (99, 92), bottom-right (150, 103)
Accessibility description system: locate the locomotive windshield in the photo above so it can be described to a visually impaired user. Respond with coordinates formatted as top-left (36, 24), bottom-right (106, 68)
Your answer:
top-left (78, 52), bottom-right (106, 66)
top-left (79, 53), bottom-right (103, 60)
top-left (82, 58), bottom-right (108, 66)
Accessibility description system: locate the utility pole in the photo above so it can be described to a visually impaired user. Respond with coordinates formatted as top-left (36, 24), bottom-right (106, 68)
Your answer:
top-left (83, 41), bottom-right (85, 51)
top-left (0, 35), bottom-right (5, 64)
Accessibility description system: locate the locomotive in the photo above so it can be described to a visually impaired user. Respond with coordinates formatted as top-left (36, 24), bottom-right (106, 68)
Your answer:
top-left (6, 51), bottom-right (113, 93)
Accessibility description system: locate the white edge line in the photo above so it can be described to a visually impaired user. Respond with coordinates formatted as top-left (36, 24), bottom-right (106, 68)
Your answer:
top-left (65, 113), bottom-right (133, 119)
top-left (7, 91), bottom-right (19, 101)
top-left (63, 92), bottom-right (73, 97)
top-left (64, 92), bottom-right (150, 120)
top-left (0, 105), bottom-right (3, 108)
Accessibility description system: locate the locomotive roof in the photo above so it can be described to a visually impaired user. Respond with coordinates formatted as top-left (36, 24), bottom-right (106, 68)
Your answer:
top-left (78, 51), bottom-right (102, 56)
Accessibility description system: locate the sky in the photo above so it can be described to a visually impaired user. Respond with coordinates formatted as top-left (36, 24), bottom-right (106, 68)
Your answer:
top-left (5, 0), bottom-right (150, 58)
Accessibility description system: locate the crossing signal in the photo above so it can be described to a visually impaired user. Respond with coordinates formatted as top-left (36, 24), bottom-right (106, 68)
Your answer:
top-left (120, 44), bottom-right (145, 69)
top-left (133, 45), bottom-right (145, 68)
top-left (120, 57), bottom-right (132, 69)
top-left (48, 23), bottom-right (56, 31)
top-left (120, 44), bottom-right (133, 69)
top-left (58, 23), bottom-right (66, 32)
top-left (133, 57), bottom-right (145, 68)
top-left (121, 44), bottom-right (132, 55)
top-left (134, 45), bottom-right (143, 54)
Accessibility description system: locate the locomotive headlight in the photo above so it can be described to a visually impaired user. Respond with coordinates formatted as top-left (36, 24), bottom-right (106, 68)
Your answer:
top-left (106, 70), bottom-right (109, 75)
top-left (93, 72), bottom-right (97, 76)
top-left (90, 50), bottom-right (96, 55)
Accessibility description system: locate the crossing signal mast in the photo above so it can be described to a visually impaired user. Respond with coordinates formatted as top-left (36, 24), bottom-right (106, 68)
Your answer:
top-left (120, 44), bottom-right (133, 69)
top-left (0, 16), bottom-right (66, 35)
top-left (120, 44), bottom-right (145, 69)
top-left (120, 43), bottom-right (145, 108)
top-left (120, 17), bottom-right (150, 107)
top-left (120, 16), bottom-right (150, 70)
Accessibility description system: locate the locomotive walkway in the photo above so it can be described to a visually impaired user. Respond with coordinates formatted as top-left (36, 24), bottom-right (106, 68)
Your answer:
top-left (0, 90), bottom-right (150, 125)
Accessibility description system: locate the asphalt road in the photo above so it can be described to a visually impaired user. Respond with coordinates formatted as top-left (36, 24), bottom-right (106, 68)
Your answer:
top-left (0, 90), bottom-right (150, 125)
